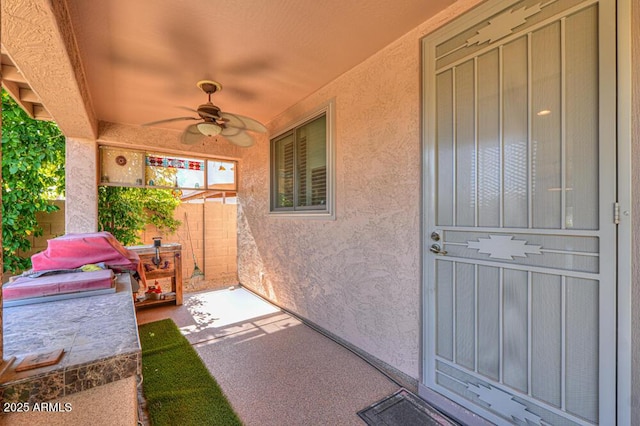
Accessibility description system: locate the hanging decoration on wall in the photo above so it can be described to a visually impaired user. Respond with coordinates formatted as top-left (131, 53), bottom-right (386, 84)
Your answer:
top-left (115, 155), bottom-right (128, 166)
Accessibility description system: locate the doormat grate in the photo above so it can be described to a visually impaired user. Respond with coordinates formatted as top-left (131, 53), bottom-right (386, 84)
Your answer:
top-left (358, 388), bottom-right (460, 426)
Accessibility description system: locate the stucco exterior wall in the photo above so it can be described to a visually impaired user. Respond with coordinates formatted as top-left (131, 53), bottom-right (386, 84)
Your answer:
top-left (237, 0), bottom-right (484, 379)
top-left (1, 0), bottom-right (97, 139)
top-left (65, 137), bottom-right (98, 233)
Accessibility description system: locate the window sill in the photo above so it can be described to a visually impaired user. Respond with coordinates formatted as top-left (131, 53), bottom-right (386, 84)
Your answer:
top-left (269, 210), bottom-right (335, 220)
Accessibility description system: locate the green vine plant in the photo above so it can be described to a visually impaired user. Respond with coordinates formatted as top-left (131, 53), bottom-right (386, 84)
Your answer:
top-left (2, 89), bottom-right (182, 273)
top-left (98, 186), bottom-right (181, 247)
top-left (2, 90), bottom-right (66, 274)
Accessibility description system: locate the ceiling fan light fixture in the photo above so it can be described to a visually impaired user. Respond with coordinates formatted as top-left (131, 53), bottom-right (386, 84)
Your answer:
top-left (150, 80), bottom-right (265, 147)
top-left (197, 122), bottom-right (222, 136)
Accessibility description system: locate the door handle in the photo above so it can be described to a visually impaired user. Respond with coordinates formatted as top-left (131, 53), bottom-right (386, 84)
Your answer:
top-left (430, 244), bottom-right (448, 255)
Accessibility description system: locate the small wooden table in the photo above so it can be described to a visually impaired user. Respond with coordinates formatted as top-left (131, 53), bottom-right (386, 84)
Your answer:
top-left (128, 243), bottom-right (183, 308)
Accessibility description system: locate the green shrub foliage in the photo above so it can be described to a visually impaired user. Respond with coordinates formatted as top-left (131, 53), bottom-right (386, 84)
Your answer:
top-left (98, 186), bottom-right (181, 246)
top-left (2, 89), bottom-right (181, 272)
top-left (2, 90), bottom-right (65, 273)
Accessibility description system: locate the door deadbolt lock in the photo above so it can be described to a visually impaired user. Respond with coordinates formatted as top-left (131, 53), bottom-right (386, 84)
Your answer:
top-left (430, 231), bottom-right (440, 241)
top-left (430, 244), bottom-right (448, 255)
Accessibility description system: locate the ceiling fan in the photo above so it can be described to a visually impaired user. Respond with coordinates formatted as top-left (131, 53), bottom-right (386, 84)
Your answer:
top-left (143, 80), bottom-right (267, 147)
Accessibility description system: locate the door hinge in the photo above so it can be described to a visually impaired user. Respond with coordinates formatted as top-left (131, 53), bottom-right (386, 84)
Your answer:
top-left (614, 202), bottom-right (620, 224)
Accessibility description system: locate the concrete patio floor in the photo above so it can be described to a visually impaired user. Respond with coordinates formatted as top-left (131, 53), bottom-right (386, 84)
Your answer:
top-left (135, 286), bottom-right (401, 425)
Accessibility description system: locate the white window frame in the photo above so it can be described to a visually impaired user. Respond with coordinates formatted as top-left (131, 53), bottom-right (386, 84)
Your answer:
top-left (269, 100), bottom-right (335, 219)
top-left (98, 144), bottom-right (237, 192)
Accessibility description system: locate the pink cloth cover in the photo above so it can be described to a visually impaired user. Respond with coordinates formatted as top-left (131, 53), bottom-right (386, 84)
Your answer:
top-left (3, 269), bottom-right (114, 301)
top-left (30, 232), bottom-right (146, 286)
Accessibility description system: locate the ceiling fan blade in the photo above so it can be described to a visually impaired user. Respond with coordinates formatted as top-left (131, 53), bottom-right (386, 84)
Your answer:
top-left (219, 112), bottom-right (267, 133)
top-left (224, 131), bottom-right (255, 147)
top-left (219, 125), bottom-right (242, 137)
top-left (142, 116), bottom-right (199, 126)
top-left (177, 106), bottom-right (219, 120)
top-left (180, 124), bottom-right (205, 145)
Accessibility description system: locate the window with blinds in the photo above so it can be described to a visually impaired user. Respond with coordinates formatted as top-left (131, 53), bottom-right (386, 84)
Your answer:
top-left (271, 111), bottom-right (330, 214)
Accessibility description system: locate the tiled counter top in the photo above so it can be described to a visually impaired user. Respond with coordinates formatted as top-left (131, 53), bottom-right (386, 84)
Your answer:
top-left (0, 273), bottom-right (141, 403)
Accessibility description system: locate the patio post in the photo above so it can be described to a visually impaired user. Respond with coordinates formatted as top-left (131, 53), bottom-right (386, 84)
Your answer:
top-left (65, 137), bottom-right (99, 233)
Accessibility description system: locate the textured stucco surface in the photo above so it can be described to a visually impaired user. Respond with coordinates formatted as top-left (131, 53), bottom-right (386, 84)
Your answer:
top-left (65, 138), bottom-right (98, 233)
top-left (237, 0), bottom-right (484, 379)
top-left (1, 0), bottom-right (97, 139)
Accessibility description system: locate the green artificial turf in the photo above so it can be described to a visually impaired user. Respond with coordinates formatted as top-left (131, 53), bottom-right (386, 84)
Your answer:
top-left (139, 319), bottom-right (242, 426)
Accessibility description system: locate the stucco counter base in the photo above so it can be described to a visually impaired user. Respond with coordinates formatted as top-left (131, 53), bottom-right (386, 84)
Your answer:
top-left (0, 273), bottom-right (140, 425)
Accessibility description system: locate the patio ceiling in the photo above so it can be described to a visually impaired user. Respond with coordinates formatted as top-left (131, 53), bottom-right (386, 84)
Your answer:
top-left (1, 0), bottom-right (456, 139)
